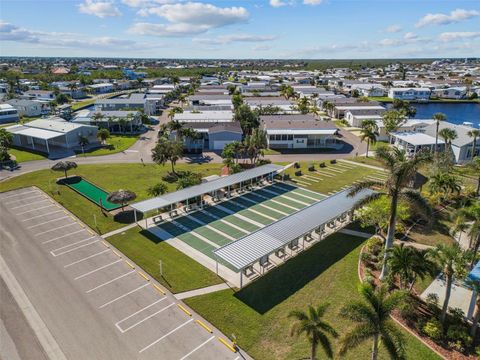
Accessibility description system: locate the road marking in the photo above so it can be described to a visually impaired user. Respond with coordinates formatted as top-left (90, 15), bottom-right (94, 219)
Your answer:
top-left (179, 336), bottom-right (215, 360)
top-left (36, 223), bottom-right (78, 237)
top-left (139, 319), bottom-right (194, 353)
top-left (22, 210), bottom-right (64, 222)
top-left (9, 198), bottom-right (48, 209)
top-left (117, 302), bottom-right (173, 333)
top-left (42, 229), bottom-right (86, 244)
top-left (27, 216), bottom-right (70, 229)
top-left (195, 319), bottom-right (213, 333)
top-left (115, 298), bottom-right (167, 327)
top-left (64, 249), bottom-right (110, 268)
top-left (99, 283), bottom-right (150, 309)
top-left (86, 270), bottom-right (136, 293)
top-left (74, 259), bottom-right (123, 280)
top-left (6, 195), bottom-right (45, 206)
top-left (51, 240), bottom-right (99, 257)
top-left (16, 205), bottom-right (55, 216)
top-left (0, 189), bottom-right (38, 199)
top-left (50, 236), bottom-right (96, 253)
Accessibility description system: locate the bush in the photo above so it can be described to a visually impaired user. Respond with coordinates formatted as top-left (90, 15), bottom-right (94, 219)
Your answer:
top-left (399, 296), bottom-right (417, 322)
top-left (447, 324), bottom-right (472, 352)
top-left (229, 163), bottom-right (243, 174)
top-left (162, 172), bottom-right (179, 183)
top-left (295, 170), bottom-right (302, 176)
top-left (366, 236), bottom-right (383, 255)
top-left (330, 159), bottom-right (336, 164)
top-left (256, 158), bottom-right (271, 166)
top-left (294, 162), bottom-right (300, 169)
top-left (425, 293), bottom-right (440, 315)
top-left (319, 162), bottom-right (326, 168)
top-left (448, 307), bottom-right (466, 324)
top-left (422, 319), bottom-right (443, 341)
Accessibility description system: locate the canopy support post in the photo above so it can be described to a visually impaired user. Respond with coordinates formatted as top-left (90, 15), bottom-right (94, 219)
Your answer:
top-left (134, 209), bottom-right (138, 224)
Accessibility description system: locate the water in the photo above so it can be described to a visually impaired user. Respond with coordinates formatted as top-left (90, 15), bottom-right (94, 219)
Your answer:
top-left (385, 102), bottom-right (480, 128)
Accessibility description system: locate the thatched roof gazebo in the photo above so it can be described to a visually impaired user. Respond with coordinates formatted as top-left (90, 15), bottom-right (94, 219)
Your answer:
top-left (107, 189), bottom-right (137, 212)
top-left (51, 161), bottom-right (78, 178)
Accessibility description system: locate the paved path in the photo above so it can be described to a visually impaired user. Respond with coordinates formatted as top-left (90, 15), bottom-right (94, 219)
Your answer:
top-left (175, 283), bottom-right (232, 300)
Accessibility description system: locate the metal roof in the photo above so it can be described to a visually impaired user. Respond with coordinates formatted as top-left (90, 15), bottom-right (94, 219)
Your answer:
top-left (131, 164), bottom-right (285, 213)
top-left (213, 188), bottom-right (375, 270)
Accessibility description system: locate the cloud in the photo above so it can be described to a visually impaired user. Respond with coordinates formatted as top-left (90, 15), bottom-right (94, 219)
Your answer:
top-left (270, 0), bottom-right (288, 7)
top-left (130, 2), bottom-right (249, 37)
top-left (303, 0), bottom-right (323, 5)
top-left (0, 21), bottom-right (147, 51)
top-left (121, 0), bottom-right (175, 8)
top-left (385, 25), bottom-right (402, 33)
top-left (379, 38), bottom-right (404, 47)
top-left (416, 8), bottom-right (479, 27)
top-left (438, 31), bottom-right (480, 42)
top-left (252, 44), bottom-right (272, 51)
top-left (193, 34), bottom-right (277, 45)
top-left (78, 0), bottom-right (122, 18)
top-left (403, 32), bottom-right (417, 40)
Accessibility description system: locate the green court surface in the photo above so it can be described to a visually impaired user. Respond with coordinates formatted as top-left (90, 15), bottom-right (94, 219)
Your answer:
top-left (150, 183), bottom-right (327, 267)
top-left (60, 176), bottom-right (120, 211)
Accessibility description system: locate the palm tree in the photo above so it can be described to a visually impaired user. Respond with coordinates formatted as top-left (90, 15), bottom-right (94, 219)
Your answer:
top-left (467, 157), bottom-right (480, 196)
top-left (243, 128), bottom-right (267, 165)
top-left (339, 283), bottom-right (406, 360)
top-left (467, 128), bottom-right (480, 159)
top-left (432, 112), bottom-right (447, 154)
top-left (438, 127), bottom-right (457, 153)
top-left (147, 182), bottom-right (168, 197)
top-left (455, 201), bottom-right (480, 260)
top-left (78, 135), bottom-right (89, 156)
top-left (96, 128), bottom-right (110, 145)
top-left (360, 119), bottom-right (378, 158)
top-left (427, 172), bottom-right (462, 203)
top-left (289, 304), bottom-right (338, 360)
top-left (348, 147), bottom-right (433, 280)
top-left (382, 110), bottom-right (406, 134)
top-left (91, 112), bottom-right (104, 127)
top-left (388, 244), bottom-right (434, 291)
top-left (310, 104), bottom-right (321, 119)
top-left (431, 243), bottom-right (469, 324)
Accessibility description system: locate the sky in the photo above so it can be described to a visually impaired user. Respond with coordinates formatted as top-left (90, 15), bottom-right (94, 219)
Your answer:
top-left (0, 0), bottom-right (479, 59)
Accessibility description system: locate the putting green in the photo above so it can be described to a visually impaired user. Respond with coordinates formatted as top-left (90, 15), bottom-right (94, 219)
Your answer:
top-left (60, 176), bottom-right (121, 211)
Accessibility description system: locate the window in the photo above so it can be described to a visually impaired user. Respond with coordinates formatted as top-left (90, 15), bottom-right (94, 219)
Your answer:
top-left (288, 135), bottom-right (293, 140)
top-left (281, 134), bottom-right (288, 141)
top-left (270, 135), bottom-right (275, 141)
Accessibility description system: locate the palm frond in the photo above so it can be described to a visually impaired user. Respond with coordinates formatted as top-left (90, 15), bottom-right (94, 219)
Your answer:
top-left (348, 181), bottom-right (384, 197)
top-left (339, 302), bottom-right (377, 324)
top-left (339, 324), bottom-right (376, 356)
top-left (353, 192), bottom-right (384, 210)
top-left (399, 189), bottom-right (433, 221)
top-left (317, 332), bottom-right (334, 359)
top-left (381, 321), bottom-right (407, 360)
top-left (375, 146), bottom-right (397, 169)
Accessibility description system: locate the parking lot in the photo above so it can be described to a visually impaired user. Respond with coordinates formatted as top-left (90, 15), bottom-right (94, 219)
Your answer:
top-left (0, 187), bottom-right (242, 360)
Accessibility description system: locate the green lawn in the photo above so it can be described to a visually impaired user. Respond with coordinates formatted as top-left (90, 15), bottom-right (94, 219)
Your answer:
top-left (284, 161), bottom-right (385, 194)
top-left (8, 147), bottom-right (48, 162)
top-left (76, 135), bottom-right (139, 156)
top-left (72, 98), bottom-right (96, 110)
top-left (107, 228), bottom-right (222, 293)
top-left (0, 163), bottom-right (223, 234)
top-left (185, 233), bottom-right (440, 360)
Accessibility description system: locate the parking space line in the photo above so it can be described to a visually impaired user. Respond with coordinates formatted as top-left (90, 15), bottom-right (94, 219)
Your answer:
top-left (99, 283), bottom-right (150, 309)
top-left (36, 223), bottom-right (78, 237)
top-left (51, 240), bottom-right (100, 257)
top-left (22, 210), bottom-right (64, 222)
top-left (179, 336), bottom-right (215, 360)
top-left (42, 229), bottom-right (86, 244)
top-left (115, 298), bottom-right (166, 327)
top-left (64, 249), bottom-right (110, 268)
top-left (74, 259), bottom-right (123, 280)
top-left (51, 236), bottom-right (97, 253)
top-left (6, 195), bottom-right (45, 206)
top-left (27, 216), bottom-right (70, 229)
top-left (85, 270), bottom-right (136, 293)
top-left (16, 205), bottom-right (55, 216)
top-left (139, 319), bottom-right (194, 353)
top-left (117, 302), bottom-right (173, 333)
top-left (0, 189), bottom-right (38, 199)
top-left (10, 198), bottom-right (49, 209)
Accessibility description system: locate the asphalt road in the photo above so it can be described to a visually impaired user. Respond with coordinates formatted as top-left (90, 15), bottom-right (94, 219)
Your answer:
top-left (0, 188), bottom-right (243, 360)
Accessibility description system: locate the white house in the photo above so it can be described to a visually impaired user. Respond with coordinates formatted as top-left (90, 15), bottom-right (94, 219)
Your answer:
top-left (88, 83), bottom-right (114, 94)
top-left (173, 110), bottom-right (234, 123)
top-left (6, 118), bottom-right (99, 155)
top-left (390, 132), bottom-right (444, 156)
top-left (388, 87), bottom-right (431, 101)
top-left (260, 114), bottom-right (339, 150)
top-left (24, 90), bottom-right (55, 102)
top-left (6, 99), bottom-right (45, 117)
top-left (0, 104), bottom-right (19, 124)
top-left (350, 84), bottom-right (386, 97)
top-left (431, 87), bottom-right (467, 100)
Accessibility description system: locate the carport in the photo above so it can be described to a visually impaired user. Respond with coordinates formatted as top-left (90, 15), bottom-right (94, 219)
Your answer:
top-left (213, 188), bottom-right (375, 288)
top-left (130, 164), bottom-right (286, 226)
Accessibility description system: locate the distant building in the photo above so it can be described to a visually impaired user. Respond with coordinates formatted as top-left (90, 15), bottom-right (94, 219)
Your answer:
top-left (0, 104), bottom-right (19, 124)
top-left (88, 83), bottom-right (114, 94)
top-left (6, 118), bottom-right (99, 155)
top-left (5, 99), bottom-right (45, 117)
top-left (387, 87), bottom-right (431, 101)
top-left (431, 87), bottom-right (467, 100)
top-left (24, 90), bottom-right (55, 102)
top-left (260, 114), bottom-right (339, 150)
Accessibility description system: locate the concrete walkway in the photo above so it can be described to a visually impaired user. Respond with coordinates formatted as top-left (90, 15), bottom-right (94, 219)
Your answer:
top-left (175, 283), bottom-right (232, 300)
top-left (339, 228), bottom-right (373, 238)
top-left (101, 223), bottom-right (138, 238)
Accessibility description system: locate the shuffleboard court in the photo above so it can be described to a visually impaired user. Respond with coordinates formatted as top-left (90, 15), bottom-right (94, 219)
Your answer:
top-left (59, 176), bottom-right (121, 211)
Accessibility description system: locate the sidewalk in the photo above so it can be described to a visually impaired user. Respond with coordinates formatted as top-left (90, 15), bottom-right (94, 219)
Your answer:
top-left (175, 283), bottom-right (232, 300)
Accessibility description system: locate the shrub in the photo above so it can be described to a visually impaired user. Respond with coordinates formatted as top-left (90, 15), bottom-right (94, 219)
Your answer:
top-left (448, 307), bottom-right (466, 324)
top-left (330, 159), bottom-right (336, 164)
top-left (294, 162), bottom-right (300, 169)
top-left (256, 158), bottom-right (271, 166)
top-left (422, 319), bottom-right (443, 341)
top-left (162, 172), bottom-right (178, 183)
top-left (295, 170), bottom-right (302, 176)
top-left (476, 345), bottom-right (480, 356)
top-left (447, 324), bottom-right (472, 352)
top-left (366, 236), bottom-right (383, 255)
top-left (425, 293), bottom-right (440, 315)
top-left (399, 296), bottom-right (417, 322)
top-left (229, 163), bottom-right (243, 174)
top-left (319, 162), bottom-right (326, 168)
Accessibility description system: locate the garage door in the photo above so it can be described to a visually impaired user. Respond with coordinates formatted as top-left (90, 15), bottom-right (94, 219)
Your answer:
top-left (213, 141), bottom-right (231, 150)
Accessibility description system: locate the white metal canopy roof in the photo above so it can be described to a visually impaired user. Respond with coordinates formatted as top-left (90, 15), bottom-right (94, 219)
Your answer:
top-left (266, 129), bottom-right (337, 135)
top-left (131, 164), bottom-right (285, 213)
top-left (213, 188), bottom-right (375, 271)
